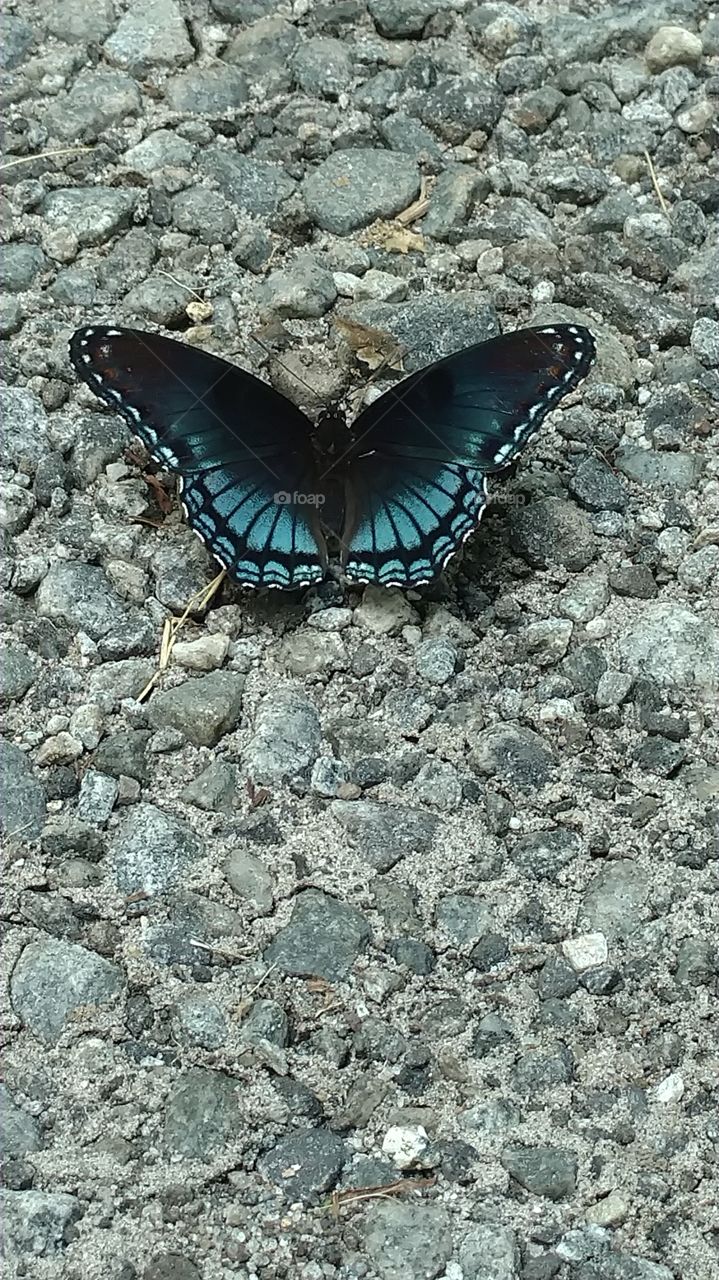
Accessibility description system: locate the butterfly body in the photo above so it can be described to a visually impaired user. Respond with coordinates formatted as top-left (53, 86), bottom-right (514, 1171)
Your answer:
top-left (70, 321), bottom-right (595, 590)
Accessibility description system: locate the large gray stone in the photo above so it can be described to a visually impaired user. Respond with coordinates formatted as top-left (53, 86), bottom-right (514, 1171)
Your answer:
top-left (303, 149), bottom-right (420, 234)
top-left (10, 938), bottom-right (124, 1044)
top-left (148, 672), bottom-right (245, 747)
top-left (0, 1190), bottom-right (80, 1262)
top-left (0, 738), bottom-right (46, 841)
top-left (109, 803), bottom-right (202, 894)
top-left (265, 890), bottom-right (371, 981)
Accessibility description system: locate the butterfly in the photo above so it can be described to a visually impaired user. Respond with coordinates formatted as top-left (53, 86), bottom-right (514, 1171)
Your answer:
top-left (69, 323), bottom-right (595, 590)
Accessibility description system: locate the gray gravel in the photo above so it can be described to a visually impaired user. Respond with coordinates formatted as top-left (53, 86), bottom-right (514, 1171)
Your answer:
top-left (2, 3), bottom-right (718, 1280)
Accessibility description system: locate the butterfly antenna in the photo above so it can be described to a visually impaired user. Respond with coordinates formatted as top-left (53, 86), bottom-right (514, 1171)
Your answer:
top-left (248, 333), bottom-right (324, 406)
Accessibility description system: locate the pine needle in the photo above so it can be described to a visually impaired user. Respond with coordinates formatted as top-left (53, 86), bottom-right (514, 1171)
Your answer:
top-left (137, 570), bottom-right (226, 701)
top-left (0, 146), bottom-right (94, 172)
top-left (644, 149), bottom-right (671, 220)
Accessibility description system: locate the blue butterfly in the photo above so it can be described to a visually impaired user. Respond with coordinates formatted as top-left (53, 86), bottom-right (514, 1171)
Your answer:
top-left (69, 323), bottom-right (595, 590)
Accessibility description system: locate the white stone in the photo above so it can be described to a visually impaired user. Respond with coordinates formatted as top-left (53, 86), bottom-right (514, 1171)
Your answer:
top-left (562, 932), bottom-right (608, 972)
top-left (382, 1124), bottom-right (429, 1169)
top-left (653, 1073), bottom-right (684, 1104)
top-left (172, 633), bottom-right (229, 671)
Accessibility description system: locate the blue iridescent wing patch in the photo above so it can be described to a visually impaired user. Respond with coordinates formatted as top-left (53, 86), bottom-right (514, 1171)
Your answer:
top-left (70, 327), bottom-right (327, 589)
top-left (340, 325), bottom-right (595, 586)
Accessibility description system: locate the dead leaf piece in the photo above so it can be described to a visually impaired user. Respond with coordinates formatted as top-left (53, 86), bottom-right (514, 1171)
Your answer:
top-left (333, 317), bottom-right (405, 372)
top-left (246, 779), bottom-right (271, 809)
top-left (380, 226), bottom-right (425, 254)
top-left (144, 472), bottom-right (173, 515)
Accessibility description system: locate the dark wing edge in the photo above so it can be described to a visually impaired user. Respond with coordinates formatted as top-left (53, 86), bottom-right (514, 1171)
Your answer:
top-left (69, 325), bottom-right (327, 590)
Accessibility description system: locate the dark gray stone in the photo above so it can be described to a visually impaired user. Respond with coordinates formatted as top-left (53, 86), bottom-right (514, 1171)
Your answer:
top-left (109, 803), bottom-right (202, 894)
top-left (512, 85), bottom-right (564, 132)
top-left (148, 672), bottom-right (244, 748)
top-left (510, 828), bottom-right (581, 881)
top-left (379, 112), bottom-right (442, 158)
top-left (615, 447), bottom-right (701, 492)
top-left (265, 889), bottom-right (370, 981)
top-left (387, 936), bottom-right (436, 975)
top-left (417, 73), bottom-right (504, 143)
top-left (182, 761), bottom-right (237, 812)
top-left (0, 1086), bottom-right (41, 1158)
top-left (501, 1145), bottom-right (578, 1200)
top-left (202, 149), bottom-right (296, 217)
top-left (225, 16), bottom-right (298, 95)
top-left (103, 0), bottom-right (193, 74)
top-left (10, 938), bottom-right (123, 1044)
top-left (164, 1068), bottom-right (240, 1158)
top-left (541, 165), bottom-right (609, 205)
top-left (332, 800), bottom-right (438, 872)
top-left (633, 736), bottom-right (686, 777)
top-left (609, 565), bottom-right (658, 600)
top-left (471, 724), bottom-right (556, 789)
top-left (239, 998), bottom-right (289, 1048)
top-left (224, 848), bottom-right (275, 914)
top-left (172, 993), bottom-right (229, 1050)
top-left (0, 16), bottom-right (35, 68)
top-left (36, 562), bottom-right (125, 641)
top-left (566, 273), bottom-right (693, 346)
top-left (166, 65), bottom-right (248, 114)
top-left (171, 188), bottom-right (236, 245)
top-left (258, 1129), bottom-right (346, 1202)
top-left (123, 276), bottom-right (189, 327)
top-left (435, 894), bottom-right (493, 945)
top-left (93, 730), bottom-right (151, 783)
top-left (368, 0), bottom-right (441, 37)
top-left (509, 497), bottom-right (596, 571)
top-left (616, 603), bottom-right (719, 692)
top-left (416, 637), bottom-right (459, 685)
top-left (0, 737), bottom-right (46, 840)
top-left (0, 644), bottom-right (36, 703)
top-left (46, 70), bottom-right (141, 142)
top-left (562, 644), bottom-right (607, 695)
top-left (421, 166), bottom-right (489, 242)
top-left (124, 129), bottom-right (195, 176)
top-left (303, 149), bottom-right (420, 235)
top-left (292, 36), bottom-right (351, 98)
top-left (0, 244), bottom-right (46, 293)
top-left (41, 187), bottom-right (139, 248)
top-left (46, 0), bottom-right (115, 43)
top-left (579, 859), bottom-right (650, 941)
top-left (262, 256), bottom-right (337, 319)
top-left (569, 457), bottom-right (628, 512)
top-left (0, 386), bottom-right (50, 472)
top-left (512, 1044), bottom-right (575, 1094)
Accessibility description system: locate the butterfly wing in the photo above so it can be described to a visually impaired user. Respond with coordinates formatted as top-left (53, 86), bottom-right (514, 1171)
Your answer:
top-left (70, 326), bottom-right (327, 589)
top-left (339, 325), bottom-right (595, 586)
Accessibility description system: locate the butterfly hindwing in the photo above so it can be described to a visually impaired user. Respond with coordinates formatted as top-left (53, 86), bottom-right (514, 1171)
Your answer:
top-left (339, 324), bottom-right (595, 585)
top-left (341, 455), bottom-right (488, 587)
top-left (70, 326), bottom-right (327, 588)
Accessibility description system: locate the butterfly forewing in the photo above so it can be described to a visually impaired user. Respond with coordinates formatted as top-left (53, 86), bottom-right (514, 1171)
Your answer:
top-left (70, 326), bottom-right (327, 588)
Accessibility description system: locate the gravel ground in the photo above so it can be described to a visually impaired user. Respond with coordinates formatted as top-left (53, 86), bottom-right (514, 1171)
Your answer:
top-left (2, 2), bottom-right (719, 1279)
